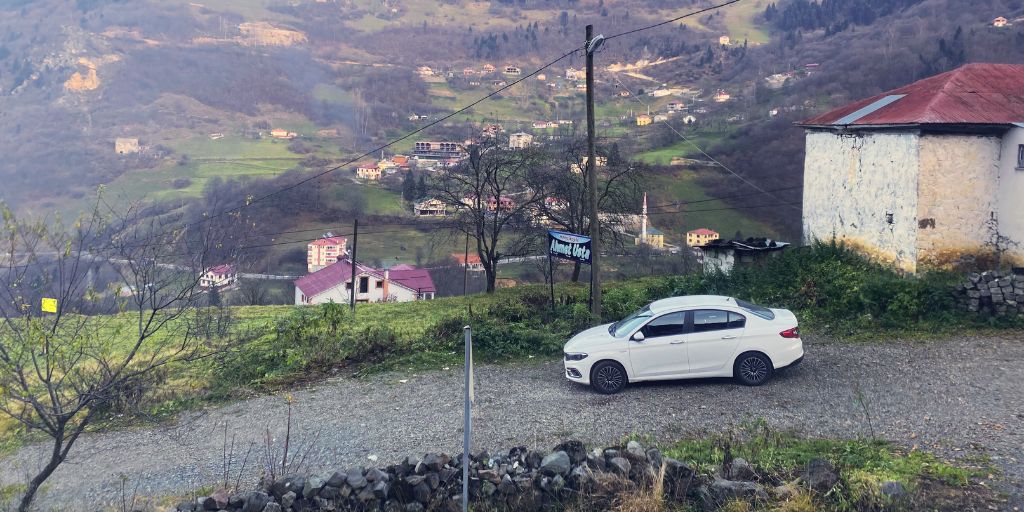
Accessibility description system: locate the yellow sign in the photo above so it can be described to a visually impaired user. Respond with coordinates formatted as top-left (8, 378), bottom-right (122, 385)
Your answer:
top-left (41, 298), bottom-right (57, 314)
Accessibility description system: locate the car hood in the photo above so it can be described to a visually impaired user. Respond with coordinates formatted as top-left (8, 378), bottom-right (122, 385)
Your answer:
top-left (563, 323), bottom-right (620, 353)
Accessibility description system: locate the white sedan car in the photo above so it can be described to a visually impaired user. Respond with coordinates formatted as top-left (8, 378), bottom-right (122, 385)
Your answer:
top-left (563, 295), bottom-right (803, 394)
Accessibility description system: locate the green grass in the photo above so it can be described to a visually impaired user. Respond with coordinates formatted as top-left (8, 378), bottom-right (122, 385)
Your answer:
top-left (720, 0), bottom-right (772, 45)
top-left (662, 419), bottom-right (988, 511)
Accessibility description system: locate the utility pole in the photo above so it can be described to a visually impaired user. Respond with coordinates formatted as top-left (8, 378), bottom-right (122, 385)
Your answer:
top-left (350, 218), bottom-right (358, 313)
top-left (463, 232), bottom-right (470, 296)
top-left (585, 24), bottom-right (602, 324)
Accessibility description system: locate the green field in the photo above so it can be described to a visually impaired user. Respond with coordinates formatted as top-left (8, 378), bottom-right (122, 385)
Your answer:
top-left (644, 167), bottom-right (780, 242)
top-left (720, 0), bottom-right (772, 45)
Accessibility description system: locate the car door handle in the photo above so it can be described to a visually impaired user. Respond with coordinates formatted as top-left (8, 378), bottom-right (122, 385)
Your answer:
top-left (670, 340), bottom-right (685, 344)
top-left (721, 335), bottom-right (738, 339)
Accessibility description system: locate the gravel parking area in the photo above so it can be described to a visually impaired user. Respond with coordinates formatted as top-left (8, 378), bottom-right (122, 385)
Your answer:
top-left (2, 335), bottom-right (1022, 510)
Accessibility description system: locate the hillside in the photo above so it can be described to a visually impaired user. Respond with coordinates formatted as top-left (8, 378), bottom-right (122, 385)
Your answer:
top-left (2, 0), bottom-right (1024, 258)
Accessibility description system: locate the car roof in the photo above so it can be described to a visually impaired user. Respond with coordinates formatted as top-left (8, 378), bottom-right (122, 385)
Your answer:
top-left (648, 295), bottom-right (737, 314)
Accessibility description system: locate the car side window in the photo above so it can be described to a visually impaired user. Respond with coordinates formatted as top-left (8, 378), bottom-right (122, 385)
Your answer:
top-left (640, 312), bottom-right (687, 338)
top-left (728, 312), bottom-right (746, 329)
top-left (692, 310), bottom-right (744, 333)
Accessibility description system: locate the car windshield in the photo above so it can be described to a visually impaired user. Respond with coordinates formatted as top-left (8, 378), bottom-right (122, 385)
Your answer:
top-left (610, 305), bottom-right (653, 337)
top-left (735, 298), bottom-right (775, 320)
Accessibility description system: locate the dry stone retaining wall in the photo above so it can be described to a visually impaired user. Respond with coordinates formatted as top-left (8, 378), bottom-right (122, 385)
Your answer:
top-left (955, 270), bottom-right (1024, 316)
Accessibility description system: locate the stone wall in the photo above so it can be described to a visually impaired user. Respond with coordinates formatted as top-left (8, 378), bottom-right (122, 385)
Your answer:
top-left (173, 440), bottom-right (834, 512)
top-left (916, 134), bottom-right (1001, 269)
top-left (954, 271), bottom-right (1024, 315)
top-left (802, 130), bottom-right (921, 273)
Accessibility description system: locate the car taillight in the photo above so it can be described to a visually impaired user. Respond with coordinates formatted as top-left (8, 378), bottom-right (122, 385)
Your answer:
top-left (779, 327), bottom-right (800, 339)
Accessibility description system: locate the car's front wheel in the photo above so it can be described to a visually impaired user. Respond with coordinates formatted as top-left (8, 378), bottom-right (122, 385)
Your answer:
top-left (590, 361), bottom-right (627, 394)
top-left (734, 352), bottom-right (773, 386)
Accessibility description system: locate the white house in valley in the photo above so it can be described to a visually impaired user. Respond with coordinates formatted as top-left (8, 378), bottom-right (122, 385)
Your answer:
top-left (799, 63), bottom-right (1024, 273)
top-left (294, 260), bottom-right (436, 305)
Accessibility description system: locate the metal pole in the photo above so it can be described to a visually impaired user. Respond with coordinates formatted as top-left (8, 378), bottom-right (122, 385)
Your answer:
top-left (585, 24), bottom-right (602, 324)
top-left (463, 232), bottom-right (470, 296)
top-left (462, 325), bottom-right (472, 512)
top-left (548, 251), bottom-right (556, 314)
top-left (350, 218), bottom-right (358, 313)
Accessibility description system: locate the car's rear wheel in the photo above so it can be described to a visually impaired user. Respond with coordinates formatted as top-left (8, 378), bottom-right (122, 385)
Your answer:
top-left (591, 361), bottom-right (627, 394)
top-left (734, 352), bottom-right (773, 386)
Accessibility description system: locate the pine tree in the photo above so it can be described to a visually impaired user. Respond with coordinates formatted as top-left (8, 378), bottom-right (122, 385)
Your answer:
top-left (402, 171), bottom-right (416, 201)
top-left (417, 174), bottom-right (428, 199)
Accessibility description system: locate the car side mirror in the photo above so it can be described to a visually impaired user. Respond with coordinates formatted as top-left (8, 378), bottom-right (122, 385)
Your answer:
top-left (631, 332), bottom-right (645, 342)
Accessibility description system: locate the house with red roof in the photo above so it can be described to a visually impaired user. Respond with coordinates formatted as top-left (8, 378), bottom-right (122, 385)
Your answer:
top-left (686, 228), bottom-right (720, 247)
top-left (307, 236), bottom-right (348, 273)
top-left (294, 259), bottom-right (436, 305)
top-left (201, 264), bottom-right (237, 289)
top-left (799, 63), bottom-right (1024, 272)
top-left (451, 252), bottom-right (483, 271)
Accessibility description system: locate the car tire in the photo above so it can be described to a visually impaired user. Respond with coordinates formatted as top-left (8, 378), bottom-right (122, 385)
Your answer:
top-left (590, 361), bottom-right (627, 394)
top-left (733, 352), bottom-right (773, 386)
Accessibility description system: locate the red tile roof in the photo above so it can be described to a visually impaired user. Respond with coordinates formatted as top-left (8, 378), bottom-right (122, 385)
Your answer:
top-left (801, 63), bottom-right (1024, 127)
top-left (309, 236), bottom-right (347, 247)
top-left (451, 253), bottom-right (482, 265)
top-left (389, 268), bottom-right (436, 294)
top-left (294, 260), bottom-right (436, 297)
top-left (687, 228), bottom-right (719, 236)
top-left (294, 259), bottom-right (377, 297)
top-left (206, 264), bottom-right (235, 275)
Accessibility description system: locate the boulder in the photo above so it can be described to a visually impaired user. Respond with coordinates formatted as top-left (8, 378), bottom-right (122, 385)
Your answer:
top-left (525, 450), bottom-right (543, 470)
top-left (372, 480), bottom-right (389, 499)
top-left (706, 477), bottom-right (769, 504)
top-left (303, 474), bottom-right (325, 499)
top-left (279, 491), bottom-right (296, 510)
top-left (175, 501), bottom-right (197, 512)
top-left (498, 474), bottom-right (516, 495)
top-left (774, 483), bottom-right (798, 500)
top-left (726, 457), bottom-right (757, 481)
top-left (366, 467), bottom-right (388, 483)
top-left (608, 457), bottom-right (631, 476)
top-left (240, 491), bottom-right (270, 512)
top-left (626, 440), bottom-right (647, 461)
top-left (646, 448), bottom-right (664, 470)
top-left (200, 496), bottom-right (219, 511)
top-left (540, 451), bottom-right (571, 476)
top-left (553, 440), bottom-right (588, 465)
top-left (347, 467), bottom-right (368, 489)
top-left (325, 471), bottom-right (346, 488)
top-left (270, 476), bottom-right (304, 499)
top-left (319, 485), bottom-right (340, 499)
top-left (404, 503), bottom-right (425, 512)
top-left (423, 453), bottom-right (448, 471)
top-left (261, 504), bottom-right (282, 512)
top-left (802, 458), bottom-right (839, 493)
top-left (413, 481), bottom-right (431, 503)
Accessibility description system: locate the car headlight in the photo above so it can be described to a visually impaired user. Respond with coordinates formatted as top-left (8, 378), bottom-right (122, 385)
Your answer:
top-left (564, 353), bottom-right (588, 361)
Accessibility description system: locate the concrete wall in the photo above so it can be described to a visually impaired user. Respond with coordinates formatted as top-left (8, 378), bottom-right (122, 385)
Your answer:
top-left (998, 127), bottom-right (1024, 266)
top-left (916, 134), bottom-right (1001, 268)
top-left (803, 131), bottom-right (921, 272)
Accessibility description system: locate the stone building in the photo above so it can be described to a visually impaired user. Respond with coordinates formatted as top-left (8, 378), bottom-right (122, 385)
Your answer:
top-left (800, 63), bottom-right (1024, 273)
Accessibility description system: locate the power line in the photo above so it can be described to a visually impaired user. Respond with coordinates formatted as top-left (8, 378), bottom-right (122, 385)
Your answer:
top-left (122, 1), bottom-right (747, 250)
top-left (605, 0), bottom-right (744, 41)
top-left (647, 185), bottom-right (803, 210)
top-left (609, 73), bottom-right (803, 212)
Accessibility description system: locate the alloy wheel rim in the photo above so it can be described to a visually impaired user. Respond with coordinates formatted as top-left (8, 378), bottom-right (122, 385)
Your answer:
top-left (597, 366), bottom-right (623, 391)
top-left (740, 357), bottom-right (768, 383)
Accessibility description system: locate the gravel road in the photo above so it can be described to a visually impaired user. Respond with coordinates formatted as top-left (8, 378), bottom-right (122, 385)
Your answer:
top-left (2, 335), bottom-right (1022, 510)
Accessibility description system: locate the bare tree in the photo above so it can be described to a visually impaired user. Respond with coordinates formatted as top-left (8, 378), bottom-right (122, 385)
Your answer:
top-left (0, 200), bottom-right (233, 511)
top-left (535, 137), bottom-right (643, 281)
top-left (433, 138), bottom-right (548, 292)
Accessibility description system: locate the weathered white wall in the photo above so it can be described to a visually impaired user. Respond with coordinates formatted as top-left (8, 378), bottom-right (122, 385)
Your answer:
top-left (916, 134), bottom-right (1001, 268)
top-left (803, 131), bottom-right (921, 272)
top-left (998, 127), bottom-right (1024, 266)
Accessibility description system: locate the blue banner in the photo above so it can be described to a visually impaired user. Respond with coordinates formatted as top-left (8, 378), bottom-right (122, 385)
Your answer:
top-left (548, 230), bottom-right (592, 265)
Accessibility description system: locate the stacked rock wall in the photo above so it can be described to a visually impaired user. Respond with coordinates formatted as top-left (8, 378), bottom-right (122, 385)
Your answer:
top-left (955, 270), bottom-right (1024, 316)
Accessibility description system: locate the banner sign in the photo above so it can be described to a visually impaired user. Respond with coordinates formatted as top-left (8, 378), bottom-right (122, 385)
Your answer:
top-left (548, 230), bottom-right (592, 265)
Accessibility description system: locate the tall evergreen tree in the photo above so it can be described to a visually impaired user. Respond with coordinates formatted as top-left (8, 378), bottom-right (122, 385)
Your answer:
top-left (402, 171), bottom-right (416, 201)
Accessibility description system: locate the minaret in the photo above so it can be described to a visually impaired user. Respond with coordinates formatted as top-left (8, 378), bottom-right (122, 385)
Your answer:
top-left (641, 192), bottom-right (648, 243)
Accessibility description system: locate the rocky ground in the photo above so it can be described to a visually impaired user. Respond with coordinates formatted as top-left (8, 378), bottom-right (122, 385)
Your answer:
top-left (2, 335), bottom-right (1022, 510)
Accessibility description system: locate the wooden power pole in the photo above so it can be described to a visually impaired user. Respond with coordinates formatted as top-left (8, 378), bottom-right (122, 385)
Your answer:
top-left (585, 24), bottom-right (602, 324)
